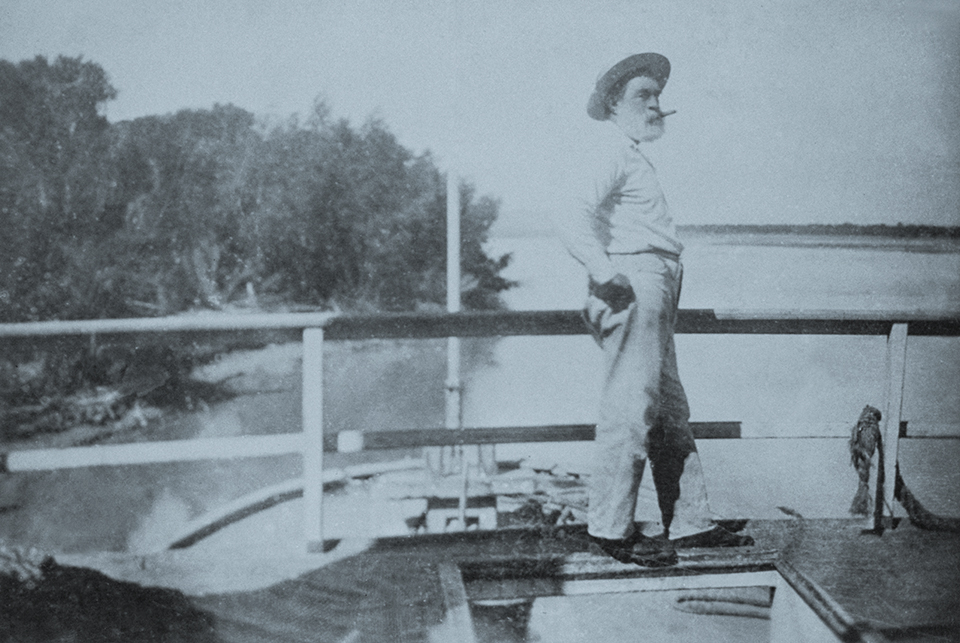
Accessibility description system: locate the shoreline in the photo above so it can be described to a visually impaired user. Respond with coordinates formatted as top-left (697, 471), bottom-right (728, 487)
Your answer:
top-left (490, 229), bottom-right (960, 253)
top-left (678, 230), bottom-right (960, 253)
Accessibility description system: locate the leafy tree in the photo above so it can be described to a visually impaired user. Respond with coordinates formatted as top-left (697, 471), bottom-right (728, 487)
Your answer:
top-left (0, 55), bottom-right (515, 437)
top-left (254, 107), bottom-right (513, 311)
top-left (459, 184), bottom-right (514, 310)
top-left (108, 105), bottom-right (261, 312)
top-left (0, 55), bottom-right (117, 321)
top-left (0, 57), bottom-right (513, 321)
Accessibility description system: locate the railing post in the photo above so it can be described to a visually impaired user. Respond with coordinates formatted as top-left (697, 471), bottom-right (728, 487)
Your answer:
top-left (303, 327), bottom-right (325, 552)
top-left (878, 323), bottom-right (908, 530)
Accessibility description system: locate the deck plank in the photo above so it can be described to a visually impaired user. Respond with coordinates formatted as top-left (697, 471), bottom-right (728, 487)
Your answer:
top-left (437, 563), bottom-right (478, 643)
top-left (766, 520), bottom-right (960, 640)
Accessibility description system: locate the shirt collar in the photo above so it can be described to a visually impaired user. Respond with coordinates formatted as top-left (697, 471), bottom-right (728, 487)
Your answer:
top-left (626, 138), bottom-right (654, 166)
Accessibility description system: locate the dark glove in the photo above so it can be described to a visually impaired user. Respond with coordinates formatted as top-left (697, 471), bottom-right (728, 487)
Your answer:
top-left (589, 274), bottom-right (635, 314)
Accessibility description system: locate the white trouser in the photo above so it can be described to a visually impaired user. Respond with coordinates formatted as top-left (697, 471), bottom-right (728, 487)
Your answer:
top-left (587, 252), bottom-right (712, 541)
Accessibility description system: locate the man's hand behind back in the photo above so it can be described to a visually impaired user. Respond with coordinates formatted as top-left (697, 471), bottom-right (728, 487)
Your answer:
top-left (590, 274), bottom-right (635, 313)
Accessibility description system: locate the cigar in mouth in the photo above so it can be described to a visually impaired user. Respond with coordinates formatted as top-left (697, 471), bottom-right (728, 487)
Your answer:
top-left (657, 109), bottom-right (677, 118)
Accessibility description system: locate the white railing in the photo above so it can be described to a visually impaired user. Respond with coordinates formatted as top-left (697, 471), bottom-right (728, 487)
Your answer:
top-left (2, 309), bottom-right (958, 551)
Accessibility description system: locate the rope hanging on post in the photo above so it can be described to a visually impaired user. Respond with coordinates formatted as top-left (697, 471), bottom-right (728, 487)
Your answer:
top-left (894, 469), bottom-right (960, 533)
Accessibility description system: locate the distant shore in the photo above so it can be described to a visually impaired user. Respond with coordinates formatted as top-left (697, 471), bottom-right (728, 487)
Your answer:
top-left (676, 224), bottom-right (960, 252)
top-left (678, 223), bottom-right (960, 240)
top-left (491, 222), bottom-right (960, 245)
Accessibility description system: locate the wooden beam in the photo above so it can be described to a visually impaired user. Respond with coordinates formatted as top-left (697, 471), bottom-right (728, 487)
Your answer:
top-left (0, 312), bottom-right (335, 337)
top-left (880, 323), bottom-right (908, 528)
top-left (322, 309), bottom-right (960, 340)
top-left (2, 433), bottom-right (306, 472)
top-left (459, 548), bottom-right (778, 601)
top-left (322, 309), bottom-right (920, 340)
top-left (437, 563), bottom-right (478, 643)
top-left (1, 309), bottom-right (957, 342)
top-left (349, 422), bottom-right (741, 451)
top-left (467, 570), bottom-right (779, 601)
top-left (775, 560), bottom-right (889, 643)
top-left (0, 422), bottom-right (738, 472)
top-left (461, 548), bottom-right (778, 581)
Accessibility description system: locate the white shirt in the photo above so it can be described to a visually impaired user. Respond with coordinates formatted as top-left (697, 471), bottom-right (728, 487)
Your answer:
top-left (555, 139), bottom-right (683, 284)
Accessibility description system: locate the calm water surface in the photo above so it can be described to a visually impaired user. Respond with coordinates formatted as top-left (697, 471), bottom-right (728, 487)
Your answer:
top-left (466, 233), bottom-right (960, 518)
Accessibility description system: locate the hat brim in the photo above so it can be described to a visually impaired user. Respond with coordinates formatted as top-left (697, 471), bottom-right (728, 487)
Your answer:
top-left (587, 53), bottom-right (670, 121)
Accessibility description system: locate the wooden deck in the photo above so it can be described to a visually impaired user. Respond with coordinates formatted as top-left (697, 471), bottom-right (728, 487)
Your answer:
top-left (428, 519), bottom-right (960, 642)
top-left (5, 518), bottom-right (957, 641)
top-left (189, 519), bottom-right (959, 642)
top-left (761, 520), bottom-right (960, 642)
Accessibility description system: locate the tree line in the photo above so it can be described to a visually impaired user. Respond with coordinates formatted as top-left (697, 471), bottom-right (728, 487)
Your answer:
top-left (0, 55), bottom-right (513, 323)
top-left (680, 223), bottom-right (960, 238)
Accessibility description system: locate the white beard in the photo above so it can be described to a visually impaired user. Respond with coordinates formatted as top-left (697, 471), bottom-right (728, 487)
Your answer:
top-left (614, 113), bottom-right (666, 143)
top-left (636, 118), bottom-right (665, 142)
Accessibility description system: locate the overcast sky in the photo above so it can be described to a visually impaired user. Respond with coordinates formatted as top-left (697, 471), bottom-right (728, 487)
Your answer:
top-left (2, 0), bottom-right (958, 232)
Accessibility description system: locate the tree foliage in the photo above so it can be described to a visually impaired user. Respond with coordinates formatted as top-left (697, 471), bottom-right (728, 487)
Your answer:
top-left (0, 56), bottom-right (513, 322)
top-left (0, 55), bottom-right (118, 320)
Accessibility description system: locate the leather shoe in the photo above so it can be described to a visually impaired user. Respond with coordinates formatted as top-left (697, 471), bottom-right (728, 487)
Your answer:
top-left (589, 534), bottom-right (678, 568)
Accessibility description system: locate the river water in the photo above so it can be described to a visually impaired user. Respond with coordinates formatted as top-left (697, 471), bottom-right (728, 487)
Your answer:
top-left (468, 232), bottom-right (960, 434)
top-left (462, 232), bottom-right (960, 521)
top-left (1, 232), bottom-right (958, 554)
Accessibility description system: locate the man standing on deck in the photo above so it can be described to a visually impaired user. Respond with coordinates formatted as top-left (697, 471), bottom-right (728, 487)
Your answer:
top-left (555, 53), bottom-right (754, 566)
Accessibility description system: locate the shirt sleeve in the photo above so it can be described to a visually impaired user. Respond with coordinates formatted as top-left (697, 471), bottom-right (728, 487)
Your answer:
top-left (552, 160), bottom-right (623, 285)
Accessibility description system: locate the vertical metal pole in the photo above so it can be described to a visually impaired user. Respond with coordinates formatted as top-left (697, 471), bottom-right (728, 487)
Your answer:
top-left (446, 169), bottom-right (462, 310)
top-left (879, 323), bottom-right (908, 529)
top-left (447, 170), bottom-right (468, 528)
top-left (445, 0), bottom-right (464, 460)
top-left (303, 327), bottom-right (325, 552)
top-left (437, 0), bottom-right (467, 530)
top-left (426, 171), bottom-right (463, 478)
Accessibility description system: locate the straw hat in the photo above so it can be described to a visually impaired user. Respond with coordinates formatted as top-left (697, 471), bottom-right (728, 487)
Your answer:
top-left (587, 53), bottom-right (670, 121)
